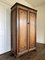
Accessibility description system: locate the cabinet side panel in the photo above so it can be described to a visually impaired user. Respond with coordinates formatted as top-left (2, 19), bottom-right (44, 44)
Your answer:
top-left (11, 9), bottom-right (17, 54)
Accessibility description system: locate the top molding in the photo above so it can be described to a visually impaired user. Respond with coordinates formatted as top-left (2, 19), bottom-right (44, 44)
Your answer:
top-left (11, 2), bottom-right (37, 12)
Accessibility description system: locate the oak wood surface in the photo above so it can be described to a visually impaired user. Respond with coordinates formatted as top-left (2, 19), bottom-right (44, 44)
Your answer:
top-left (18, 9), bottom-right (28, 52)
top-left (29, 12), bottom-right (36, 49)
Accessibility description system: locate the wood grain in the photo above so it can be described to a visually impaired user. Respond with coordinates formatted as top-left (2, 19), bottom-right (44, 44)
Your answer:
top-left (29, 12), bottom-right (36, 49)
top-left (18, 9), bottom-right (28, 52)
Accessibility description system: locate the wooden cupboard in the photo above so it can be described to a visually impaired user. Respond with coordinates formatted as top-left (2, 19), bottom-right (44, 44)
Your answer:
top-left (11, 3), bottom-right (37, 56)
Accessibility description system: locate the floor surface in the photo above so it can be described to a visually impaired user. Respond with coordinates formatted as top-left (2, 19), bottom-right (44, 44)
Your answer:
top-left (0, 43), bottom-right (45, 60)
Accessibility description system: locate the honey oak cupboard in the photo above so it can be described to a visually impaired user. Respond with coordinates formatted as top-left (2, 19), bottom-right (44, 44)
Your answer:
top-left (11, 3), bottom-right (37, 56)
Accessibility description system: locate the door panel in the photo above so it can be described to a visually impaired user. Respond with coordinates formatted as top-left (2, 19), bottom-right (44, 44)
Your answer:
top-left (29, 12), bottom-right (36, 49)
top-left (18, 9), bottom-right (28, 52)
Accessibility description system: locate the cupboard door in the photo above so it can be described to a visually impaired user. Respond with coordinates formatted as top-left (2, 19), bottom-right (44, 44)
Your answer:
top-left (18, 9), bottom-right (28, 53)
top-left (29, 12), bottom-right (36, 49)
